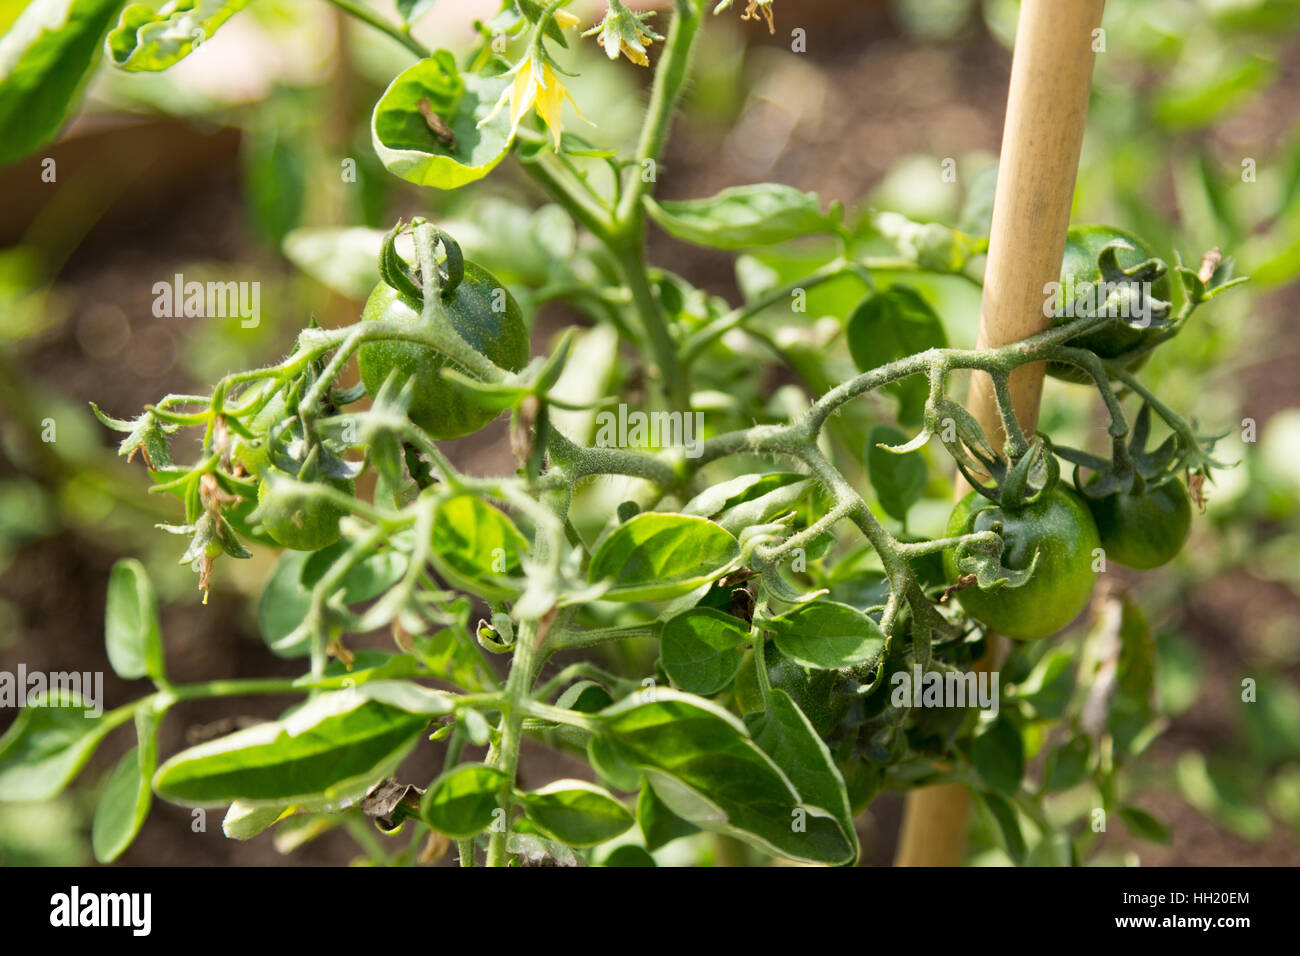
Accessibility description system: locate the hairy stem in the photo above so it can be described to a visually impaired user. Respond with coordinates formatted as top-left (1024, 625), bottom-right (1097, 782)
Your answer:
top-left (485, 623), bottom-right (542, 867)
top-left (616, 0), bottom-right (704, 225)
top-left (325, 0), bottom-right (431, 58)
top-left (611, 240), bottom-right (690, 408)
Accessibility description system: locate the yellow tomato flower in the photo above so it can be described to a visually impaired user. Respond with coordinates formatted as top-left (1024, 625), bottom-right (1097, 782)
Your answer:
top-left (619, 39), bottom-right (649, 68)
top-left (480, 53), bottom-right (592, 150)
top-left (583, 0), bottom-right (664, 67)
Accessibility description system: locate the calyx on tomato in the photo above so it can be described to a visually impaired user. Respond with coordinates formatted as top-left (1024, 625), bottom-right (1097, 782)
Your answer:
top-left (942, 486), bottom-right (1100, 641)
top-left (935, 414), bottom-right (1060, 514)
top-left (1056, 400), bottom-right (1221, 506)
top-left (1048, 225), bottom-right (1174, 383)
top-left (357, 222), bottom-right (529, 441)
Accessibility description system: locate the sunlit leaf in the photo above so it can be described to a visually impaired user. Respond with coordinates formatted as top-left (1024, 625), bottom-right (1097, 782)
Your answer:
top-left (372, 52), bottom-right (512, 190)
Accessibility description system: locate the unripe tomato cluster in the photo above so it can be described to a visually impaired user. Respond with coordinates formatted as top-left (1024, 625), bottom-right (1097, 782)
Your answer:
top-left (942, 480), bottom-right (1191, 640)
top-left (236, 257), bottom-right (527, 550)
top-left (940, 224), bottom-right (1193, 640)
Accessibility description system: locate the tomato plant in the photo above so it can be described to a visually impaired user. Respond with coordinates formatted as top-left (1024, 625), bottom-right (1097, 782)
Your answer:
top-left (0, 0), bottom-right (1249, 868)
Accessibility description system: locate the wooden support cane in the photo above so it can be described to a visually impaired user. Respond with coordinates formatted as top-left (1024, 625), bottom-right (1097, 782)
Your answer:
top-left (894, 0), bottom-right (1106, 867)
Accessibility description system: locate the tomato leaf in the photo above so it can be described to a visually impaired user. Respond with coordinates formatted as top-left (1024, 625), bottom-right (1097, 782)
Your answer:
top-left (769, 600), bottom-right (885, 670)
top-left (104, 558), bottom-right (165, 682)
top-left (659, 608), bottom-right (749, 695)
top-left (395, 0), bottom-right (437, 27)
top-left (411, 626), bottom-right (494, 694)
top-left (976, 790), bottom-right (1027, 864)
top-left (258, 548), bottom-right (407, 658)
top-left (91, 706), bottom-right (162, 862)
top-left (1118, 805), bottom-right (1172, 845)
top-left (866, 424), bottom-right (927, 524)
top-left (846, 286), bottom-right (948, 425)
top-left (593, 690), bottom-right (856, 865)
top-left (1009, 650), bottom-right (1075, 721)
top-left (601, 844), bottom-right (656, 867)
top-left (1108, 597), bottom-right (1158, 754)
top-left (242, 119), bottom-right (307, 246)
top-left (1042, 737), bottom-right (1092, 792)
top-left (430, 494), bottom-right (529, 601)
top-left (0, 690), bottom-right (130, 801)
top-left (421, 763), bottom-right (508, 838)
top-left (716, 480), bottom-right (813, 536)
top-left (586, 734), bottom-right (641, 793)
top-left (301, 543), bottom-right (408, 602)
top-left (108, 0), bottom-right (253, 72)
top-left (747, 688), bottom-right (856, 851)
top-left (636, 780), bottom-right (698, 850)
top-left (519, 780), bottom-right (634, 846)
top-left (644, 184), bottom-right (839, 250)
top-left (970, 714), bottom-right (1025, 797)
top-left (1176, 751), bottom-right (1272, 841)
top-left (682, 472), bottom-right (807, 519)
top-left (222, 800), bottom-right (294, 840)
top-left (152, 684), bottom-right (441, 806)
top-left (257, 551), bottom-right (314, 658)
top-left (1238, 674), bottom-right (1300, 763)
top-left (0, 0), bottom-right (125, 166)
top-left (553, 680), bottom-right (613, 713)
top-left (587, 513), bottom-right (740, 603)
top-left (372, 52), bottom-right (512, 190)
top-left (282, 227), bottom-right (386, 300)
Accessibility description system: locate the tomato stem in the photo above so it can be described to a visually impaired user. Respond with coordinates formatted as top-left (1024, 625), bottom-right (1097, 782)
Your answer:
top-left (325, 0), bottom-right (431, 59)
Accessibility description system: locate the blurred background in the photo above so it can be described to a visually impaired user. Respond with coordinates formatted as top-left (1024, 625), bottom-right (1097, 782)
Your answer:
top-left (2, 0), bottom-right (1299, 865)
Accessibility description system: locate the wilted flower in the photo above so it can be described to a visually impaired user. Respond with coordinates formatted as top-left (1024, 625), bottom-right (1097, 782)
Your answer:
top-left (714, 0), bottom-right (775, 35)
top-left (583, 0), bottom-right (665, 67)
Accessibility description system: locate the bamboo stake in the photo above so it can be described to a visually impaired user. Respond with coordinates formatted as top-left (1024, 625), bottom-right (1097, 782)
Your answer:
top-left (894, 0), bottom-right (1106, 867)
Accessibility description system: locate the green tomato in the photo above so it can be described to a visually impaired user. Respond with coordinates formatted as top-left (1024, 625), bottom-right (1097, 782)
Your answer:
top-left (256, 470), bottom-right (354, 551)
top-left (231, 388), bottom-right (288, 478)
top-left (223, 493), bottom-right (279, 548)
top-left (356, 264), bottom-right (530, 440)
top-left (1086, 478), bottom-right (1192, 570)
top-left (942, 487), bottom-right (1100, 641)
top-left (1049, 225), bottom-right (1171, 384)
top-left (734, 644), bottom-right (849, 738)
top-left (232, 434), bottom-right (270, 478)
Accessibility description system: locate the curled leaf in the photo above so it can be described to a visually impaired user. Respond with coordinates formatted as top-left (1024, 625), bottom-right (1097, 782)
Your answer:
top-left (373, 52), bottom-right (512, 190)
top-left (108, 0), bottom-right (253, 72)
